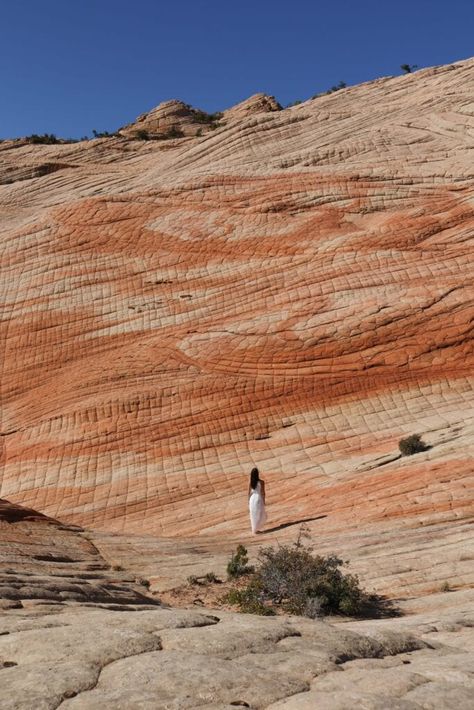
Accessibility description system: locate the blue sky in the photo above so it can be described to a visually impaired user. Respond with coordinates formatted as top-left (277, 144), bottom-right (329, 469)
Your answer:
top-left (1, 0), bottom-right (473, 138)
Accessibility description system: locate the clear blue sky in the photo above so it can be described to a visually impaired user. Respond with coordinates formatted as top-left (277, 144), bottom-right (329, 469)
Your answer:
top-left (1, 0), bottom-right (473, 138)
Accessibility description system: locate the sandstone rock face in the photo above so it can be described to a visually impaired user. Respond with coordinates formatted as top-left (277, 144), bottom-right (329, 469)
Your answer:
top-left (119, 99), bottom-right (221, 139)
top-left (118, 93), bottom-right (281, 139)
top-left (0, 499), bottom-right (159, 606)
top-left (222, 92), bottom-right (281, 122)
top-left (1, 58), bottom-right (473, 557)
top-left (1, 593), bottom-right (473, 709)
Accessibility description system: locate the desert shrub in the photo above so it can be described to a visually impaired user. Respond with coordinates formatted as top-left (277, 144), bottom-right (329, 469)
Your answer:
top-left (401, 64), bottom-right (418, 74)
top-left (92, 129), bottom-right (116, 138)
top-left (326, 80), bottom-right (347, 95)
top-left (165, 125), bottom-right (184, 139)
top-left (26, 133), bottom-right (59, 144)
top-left (227, 545), bottom-right (254, 579)
top-left (224, 580), bottom-right (275, 616)
top-left (398, 434), bottom-right (428, 456)
top-left (225, 533), bottom-right (369, 618)
top-left (155, 125), bottom-right (185, 140)
top-left (134, 129), bottom-right (149, 140)
top-left (257, 546), bottom-right (365, 617)
top-left (192, 110), bottom-right (223, 125)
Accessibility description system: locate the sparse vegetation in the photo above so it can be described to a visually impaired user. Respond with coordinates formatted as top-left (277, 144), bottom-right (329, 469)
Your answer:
top-left (286, 100), bottom-right (302, 107)
top-left (22, 133), bottom-right (89, 144)
top-left (398, 434), bottom-right (428, 456)
top-left (440, 581), bottom-right (451, 592)
top-left (156, 125), bottom-right (185, 140)
top-left (310, 81), bottom-right (347, 100)
top-left (134, 129), bottom-right (149, 141)
top-left (227, 544), bottom-right (254, 579)
top-left (187, 572), bottom-right (221, 586)
top-left (92, 129), bottom-right (117, 138)
top-left (25, 133), bottom-right (59, 144)
top-left (223, 531), bottom-right (375, 618)
top-left (192, 109), bottom-right (223, 126)
top-left (401, 64), bottom-right (418, 74)
top-left (326, 80), bottom-right (347, 94)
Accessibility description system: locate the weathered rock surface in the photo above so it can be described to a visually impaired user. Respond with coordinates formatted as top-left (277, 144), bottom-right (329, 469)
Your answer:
top-left (0, 499), bottom-right (158, 607)
top-left (222, 92), bottom-right (281, 122)
top-left (1, 56), bottom-right (474, 708)
top-left (0, 497), bottom-right (472, 708)
top-left (0, 592), bottom-right (473, 709)
top-left (117, 93), bottom-right (281, 139)
top-left (1, 58), bottom-right (473, 545)
top-left (118, 99), bottom-right (220, 139)
top-left (0, 59), bottom-right (473, 545)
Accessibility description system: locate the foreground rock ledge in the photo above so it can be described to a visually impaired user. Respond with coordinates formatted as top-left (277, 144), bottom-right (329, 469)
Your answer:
top-left (1, 593), bottom-right (473, 710)
top-left (1, 498), bottom-right (473, 708)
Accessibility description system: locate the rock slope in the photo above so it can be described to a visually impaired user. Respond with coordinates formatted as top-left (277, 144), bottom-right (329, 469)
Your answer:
top-left (1, 590), bottom-right (473, 709)
top-left (1, 58), bottom-right (473, 548)
top-left (0, 496), bottom-right (472, 709)
top-left (0, 499), bottom-right (158, 607)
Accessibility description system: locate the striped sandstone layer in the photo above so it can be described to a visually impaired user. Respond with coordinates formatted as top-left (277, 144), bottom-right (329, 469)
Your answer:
top-left (0, 498), bottom-right (159, 606)
top-left (1, 58), bottom-right (473, 554)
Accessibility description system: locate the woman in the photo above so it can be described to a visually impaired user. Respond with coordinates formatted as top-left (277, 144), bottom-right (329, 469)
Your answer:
top-left (248, 467), bottom-right (266, 534)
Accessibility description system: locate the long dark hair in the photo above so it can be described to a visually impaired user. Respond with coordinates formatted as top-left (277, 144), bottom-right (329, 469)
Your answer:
top-left (250, 467), bottom-right (259, 490)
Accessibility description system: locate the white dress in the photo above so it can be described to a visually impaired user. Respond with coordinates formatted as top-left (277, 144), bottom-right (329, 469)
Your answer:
top-left (249, 481), bottom-right (266, 533)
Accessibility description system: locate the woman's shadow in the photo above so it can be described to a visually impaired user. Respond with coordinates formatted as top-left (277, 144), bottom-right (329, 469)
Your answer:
top-left (264, 515), bottom-right (327, 534)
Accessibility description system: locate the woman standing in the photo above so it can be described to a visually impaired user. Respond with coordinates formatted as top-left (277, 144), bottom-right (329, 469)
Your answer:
top-left (249, 467), bottom-right (266, 534)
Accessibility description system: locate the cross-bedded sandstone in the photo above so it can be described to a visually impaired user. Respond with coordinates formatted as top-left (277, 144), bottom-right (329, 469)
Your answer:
top-left (0, 59), bottom-right (473, 552)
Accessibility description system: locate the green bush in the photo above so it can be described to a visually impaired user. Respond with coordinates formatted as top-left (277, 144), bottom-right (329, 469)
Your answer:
top-left (224, 535), bottom-right (369, 618)
top-left (227, 545), bottom-right (254, 579)
top-left (398, 434), bottom-right (428, 456)
top-left (224, 580), bottom-right (275, 616)
top-left (134, 129), bottom-right (149, 140)
top-left (257, 546), bottom-right (365, 617)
